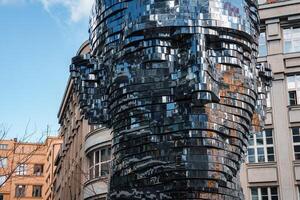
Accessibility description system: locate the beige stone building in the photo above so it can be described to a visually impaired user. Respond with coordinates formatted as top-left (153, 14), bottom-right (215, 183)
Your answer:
top-left (53, 42), bottom-right (112, 200)
top-left (44, 137), bottom-right (63, 200)
top-left (240, 0), bottom-right (300, 199)
top-left (0, 136), bottom-right (62, 200)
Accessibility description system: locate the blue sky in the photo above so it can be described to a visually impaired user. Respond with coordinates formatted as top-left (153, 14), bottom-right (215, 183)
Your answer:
top-left (0, 0), bottom-right (93, 140)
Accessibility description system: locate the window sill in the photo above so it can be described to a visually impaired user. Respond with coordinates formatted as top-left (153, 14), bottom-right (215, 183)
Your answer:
top-left (245, 161), bottom-right (277, 167)
top-left (284, 51), bottom-right (300, 59)
top-left (288, 105), bottom-right (300, 110)
top-left (293, 160), bottom-right (300, 165)
top-left (84, 176), bottom-right (109, 186)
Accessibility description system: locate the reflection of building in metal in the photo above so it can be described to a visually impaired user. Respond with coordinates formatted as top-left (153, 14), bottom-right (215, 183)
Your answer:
top-left (70, 0), bottom-right (271, 199)
top-left (240, 1), bottom-right (300, 199)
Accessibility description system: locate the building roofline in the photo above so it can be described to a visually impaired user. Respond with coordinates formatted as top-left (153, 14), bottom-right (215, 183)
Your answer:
top-left (76, 40), bottom-right (90, 56)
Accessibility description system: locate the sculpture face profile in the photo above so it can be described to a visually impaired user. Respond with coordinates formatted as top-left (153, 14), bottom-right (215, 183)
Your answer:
top-left (71, 0), bottom-right (271, 199)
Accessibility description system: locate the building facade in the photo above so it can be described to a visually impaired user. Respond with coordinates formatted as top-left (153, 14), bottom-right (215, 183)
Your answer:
top-left (0, 136), bottom-right (62, 200)
top-left (241, 0), bottom-right (300, 199)
top-left (53, 42), bottom-right (112, 200)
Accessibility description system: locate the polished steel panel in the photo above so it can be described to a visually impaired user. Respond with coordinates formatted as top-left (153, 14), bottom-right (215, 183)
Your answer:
top-left (70, 0), bottom-right (272, 199)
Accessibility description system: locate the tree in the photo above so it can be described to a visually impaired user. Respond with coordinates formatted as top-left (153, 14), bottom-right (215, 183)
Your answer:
top-left (0, 123), bottom-right (48, 189)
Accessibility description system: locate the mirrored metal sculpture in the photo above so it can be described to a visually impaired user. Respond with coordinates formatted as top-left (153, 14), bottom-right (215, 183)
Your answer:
top-left (70, 0), bottom-right (272, 199)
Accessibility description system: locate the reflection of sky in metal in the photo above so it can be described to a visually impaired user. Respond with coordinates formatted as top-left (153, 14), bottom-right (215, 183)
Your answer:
top-left (71, 0), bottom-right (271, 199)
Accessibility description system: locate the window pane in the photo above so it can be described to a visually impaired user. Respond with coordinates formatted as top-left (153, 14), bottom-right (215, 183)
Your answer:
top-left (0, 158), bottom-right (7, 168)
top-left (295, 153), bottom-right (300, 160)
top-left (259, 32), bottom-right (267, 57)
top-left (265, 129), bottom-right (273, 137)
top-left (95, 165), bottom-right (100, 178)
top-left (89, 167), bottom-right (94, 179)
top-left (101, 162), bottom-right (109, 176)
top-left (95, 151), bottom-right (100, 164)
top-left (249, 135), bottom-right (254, 146)
top-left (251, 188), bottom-right (258, 200)
top-left (294, 145), bottom-right (300, 153)
top-left (268, 155), bottom-right (275, 162)
top-left (284, 28), bottom-right (292, 53)
top-left (248, 155), bottom-right (255, 163)
top-left (267, 147), bottom-right (274, 154)
top-left (289, 91), bottom-right (297, 106)
top-left (101, 149), bottom-right (108, 162)
top-left (271, 187), bottom-right (278, 195)
top-left (288, 76), bottom-right (296, 89)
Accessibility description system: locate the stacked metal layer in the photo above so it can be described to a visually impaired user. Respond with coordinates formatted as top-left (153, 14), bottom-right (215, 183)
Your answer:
top-left (70, 0), bottom-right (272, 199)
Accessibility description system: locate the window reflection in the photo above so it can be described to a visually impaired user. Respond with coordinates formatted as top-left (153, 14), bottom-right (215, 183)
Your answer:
top-left (287, 74), bottom-right (300, 106)
top-left (259, 32), bottom-right (267, 57)
top-left (284, 27), bottom-right (300, 53)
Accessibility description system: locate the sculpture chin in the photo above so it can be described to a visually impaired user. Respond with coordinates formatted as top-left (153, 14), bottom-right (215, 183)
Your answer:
top-left (70, 0), bottom-right (272, 199)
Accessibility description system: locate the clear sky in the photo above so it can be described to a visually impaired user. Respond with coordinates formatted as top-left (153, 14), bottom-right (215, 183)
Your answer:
top-left (0, 0), bottom-right (93, 140)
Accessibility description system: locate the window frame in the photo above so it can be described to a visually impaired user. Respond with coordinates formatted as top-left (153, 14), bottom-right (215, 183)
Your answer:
top-left (292, 127), bottom-right (300, 160)
top-left (287, 74), bottom-right (300, 106)
top-left (33, 164), bottom-right (44, 176)
top-left (15, 184), bottom-right (26, 198)
top-left (32, 185), bottom-right (42, 198)
top-left (0, 157), bottom-right (8, 168)
top-left (283, 26), bottom-right (300, 53)
top-left (16, 163), bottom-right (27, 176)
top-left (250, 186), bottom-right (279, 200)
top-left (88, 146), bottom-right (111, 180)
top-left (247, 129), bottom-right (275, 163)
top-left (0, 144), bottom-right (8, 150)
top-left (0, 176), bottom-right (6, 186)
top-left (258, 31), bottom-right (268, 57)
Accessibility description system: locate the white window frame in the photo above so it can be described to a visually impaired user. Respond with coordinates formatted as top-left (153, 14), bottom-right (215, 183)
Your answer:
top-left (0, 144), bottom-right (8, 150)
top-left (287, 74), bottom-right (300, 106)
top-left (292, 127), bottom-right (300, 160)
top-left (0, 157), bottom-right (8, 168)
top-left (16, 164), bottom-right (27, 176)
top-left (0, 175), bottom-right (6, 186)
top-left (247, 130), bottom-right (275, 163)
top-left (258, 32), bottom-right (267, 57)
top-left (88, 146), bottom-right (111, 180)
top-left (250, 186), bottom-right (279, 200)
top-left (284, 27), bottom-right (300, 53)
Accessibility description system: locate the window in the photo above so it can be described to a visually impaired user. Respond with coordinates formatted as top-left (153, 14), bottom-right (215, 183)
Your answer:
top-left (266, 91), bottom-right (271, 108)
top-left (0, 144), bottom-right (8, 150)
top-left (259, 32), bottom-right (267, 57)
top-left (15, 185), bottom-right (26, 198)
top-left (32, 185), bottom-right (42, 197)
top-left (292, 127), bottom-right (300, 160)
top-left (88, 146), bottom-right (111, 180)
top-left (0, 158), bottom-right (7, 168)
top-left (33, 164), bottom-right (44, 176)
top-left (287, 75), bottom-right (300, 105)
top-left (251, 186), bottom-right (278, 200)
top-left (16, 164), bottom-right (27, 175)
top-left (284, 27), bottom-right (300, 53)
top-left (0, 176), bottom-right (6, 186)
top-left (247, 129), bottom-right (275, 163)
top-left (0, 194), bottom-right (3, 200)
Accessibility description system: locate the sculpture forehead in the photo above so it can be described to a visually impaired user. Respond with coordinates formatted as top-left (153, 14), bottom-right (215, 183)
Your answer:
top-left (92, 0), bottom-right (258, 37)
top-left (97, 0), bottom-right (251, 15)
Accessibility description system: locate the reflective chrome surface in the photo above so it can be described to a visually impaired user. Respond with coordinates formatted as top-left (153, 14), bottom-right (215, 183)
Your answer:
top-left (70, 0), bottom-right (272, 199)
